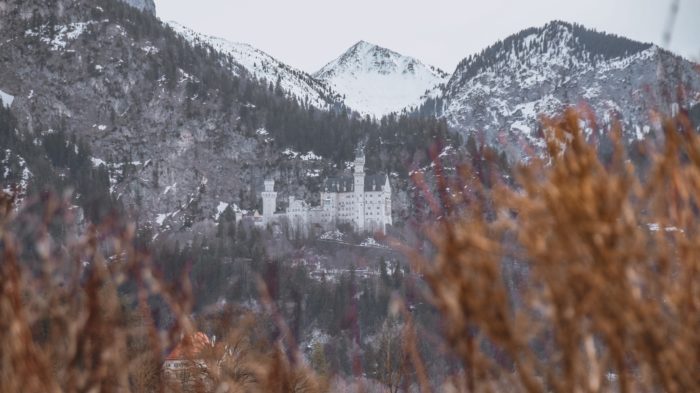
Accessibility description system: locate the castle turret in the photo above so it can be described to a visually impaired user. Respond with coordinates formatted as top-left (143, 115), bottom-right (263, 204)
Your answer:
top-left (353, 150), bottom-right (366, 232)
top-left (383, 174), bottom-right (392, 230)
top-left (261, 179), bottom-right (277, 220)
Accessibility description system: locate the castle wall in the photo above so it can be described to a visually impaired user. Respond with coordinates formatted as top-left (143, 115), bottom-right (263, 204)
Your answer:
top-left (337, 192), bottom-right (355, 223)
top-left (262, 154), bottom-right (392, 235)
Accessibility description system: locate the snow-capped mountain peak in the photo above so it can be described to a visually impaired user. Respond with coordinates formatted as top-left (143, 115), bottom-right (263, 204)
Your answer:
top-left (318, 40), bottom-right (448, 78)
top-left (167, 25), bottom-right (449, 117)
top-left (168, 22), bottom-right (341, 109)
top-left (446, 20), bottom-right (654, 95)
top-left (314, 41), bottom-right (450, 117)
top-left (431, 21), bottom-right (700, 158)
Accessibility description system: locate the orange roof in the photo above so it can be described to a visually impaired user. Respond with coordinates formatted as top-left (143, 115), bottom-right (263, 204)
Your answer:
top-left (165, 332), bottom-right (212, 361)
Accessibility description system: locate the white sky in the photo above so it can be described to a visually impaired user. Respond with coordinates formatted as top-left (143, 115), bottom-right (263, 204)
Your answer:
top-left (155, 0), bottom-right (700, 73)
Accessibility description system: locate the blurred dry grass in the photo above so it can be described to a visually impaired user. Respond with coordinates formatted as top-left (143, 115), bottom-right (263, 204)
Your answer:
top-left (3, 109), bottom-right (700, 392)
top-left (0, 194), bottom-right (326, 393)
top-left (398, 108), bottom-right (700, 392)
top-left (1, 99), bottom-right (700, 392)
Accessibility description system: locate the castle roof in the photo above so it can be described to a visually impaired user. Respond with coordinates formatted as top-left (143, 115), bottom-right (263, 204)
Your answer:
top-left (323, 174), bottom-right (388, 193)
top-left (165, 332), bottom-right (212, 361)
top-left (323, 177), bottom-right (353, 193)
top-left (364, 174), bottom-right (389, 192)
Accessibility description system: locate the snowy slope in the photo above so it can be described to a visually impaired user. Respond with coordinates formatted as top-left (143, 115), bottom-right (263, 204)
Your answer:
top-left (314, 41), bottom-right (450, 118)
top-left (432, 21), bottom-right (700, 156)
top-left (169, 22), bottom-right (341, 109)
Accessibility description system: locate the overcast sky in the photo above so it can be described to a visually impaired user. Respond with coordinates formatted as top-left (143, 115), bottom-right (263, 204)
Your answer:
top-left (155, 0), bottom-right (700, 73)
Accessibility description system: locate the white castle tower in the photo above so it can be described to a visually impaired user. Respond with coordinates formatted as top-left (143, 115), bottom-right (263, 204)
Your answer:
top-left (261, 179), bottom-right (277, 221)
top-left (256, 149), bottom-right (392, 234)
top-left (353, 149), bottom-right (366, 232)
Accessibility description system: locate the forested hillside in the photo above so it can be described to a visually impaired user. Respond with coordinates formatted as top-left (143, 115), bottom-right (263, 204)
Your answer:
top-left (421, 20), bottom-right (700, 159)
top-left (2, 0), bottom-right (699, 391)
top-left (0, 0), bottom-right (460, 233)
top-left (0, 102), bottom-right (117, 222)
top-left (450, 21), bottom-right (653, 85)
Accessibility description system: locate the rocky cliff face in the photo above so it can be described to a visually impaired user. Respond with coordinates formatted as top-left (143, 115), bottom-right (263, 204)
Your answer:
top-left (0, 0), bottom-right (330, 232)
top-left (3, 1), bottom-right (696, 235)
top-left (119, 0), bottom-right (156, 14)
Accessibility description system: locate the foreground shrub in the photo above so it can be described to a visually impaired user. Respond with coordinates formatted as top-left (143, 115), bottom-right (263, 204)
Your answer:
top-left (2, 109), bottom-right (700, 393)
top-left (0, 193), bottom-right (325, 393)
top-left (402, 109), bottom-right (700, 392)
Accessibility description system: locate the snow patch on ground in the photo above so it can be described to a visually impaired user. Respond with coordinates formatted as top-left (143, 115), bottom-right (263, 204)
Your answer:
top-left (320, 230), bottom-right (346, 242)
top-left (511, 120), bottom-right (533, 137)
top-left (2, 150), bottom-right (32, 197)
top-left (306, 168), bottom-right (321, 177)
top-left (0, 90), bottom-right (14, 108)
top-left (283, 148), bottom-right (321, 161)
top-left (214, 201), bottom-right (229, 221)
top-left (163, 182), bottom-right (177, 195)
top-left (25, 22), bottom-right (93, 51)
top-left (648, 223), bottom-right (682, 233)
top-left (156, 210), bottom-right (181, 226)
top-left (282, 148), bottom-right (299, 158)
top-left (141, 44), bottom-right (159, 54)
top-left (299, 151), bottom-right (321, 161)
top-left (156, 213), bottom-right (170, 226)
top-left (360, 237), bottom-right (388, 249)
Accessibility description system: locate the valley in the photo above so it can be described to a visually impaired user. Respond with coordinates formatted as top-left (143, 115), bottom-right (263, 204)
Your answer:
top-left (0, 0), bottom-right (699, 391)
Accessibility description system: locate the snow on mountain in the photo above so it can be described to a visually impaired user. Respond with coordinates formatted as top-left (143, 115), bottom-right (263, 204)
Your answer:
top-left (430, 21), bottom-right (700, 156)
top-left (314, 41), bottom-right (450, 118)
top-left (168, 22), bottom-right (341, 109)
top-left (0, 89), bottom-right (14, 108)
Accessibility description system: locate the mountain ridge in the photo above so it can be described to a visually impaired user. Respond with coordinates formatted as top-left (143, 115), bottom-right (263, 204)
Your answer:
top-left (2, 0), bottom-right (698, 232)
top-left (0, 0), bottom-right (453, 232)
top-left (445, 20), bottom-right (655, 95)
top-left (314, 40), bottom-right (450, 117)
top-left (168, 22), bottom-right (344, 110)
top-left (423, 20), bottom-right (700, 157)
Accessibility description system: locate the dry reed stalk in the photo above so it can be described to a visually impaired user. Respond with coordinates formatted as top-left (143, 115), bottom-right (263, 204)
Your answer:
top-left (0, 193), bottom-right (327, 393)
top-left (402, 108), bottom-right (700, 393)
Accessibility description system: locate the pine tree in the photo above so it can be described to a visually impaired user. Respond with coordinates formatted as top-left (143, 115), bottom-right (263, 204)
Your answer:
top-left (379, 257), bottom-right (391, 287)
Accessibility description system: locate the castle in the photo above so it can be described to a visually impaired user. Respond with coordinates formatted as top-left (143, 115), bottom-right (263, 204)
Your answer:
top-left (259, 151), bottom-right (392, 234)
